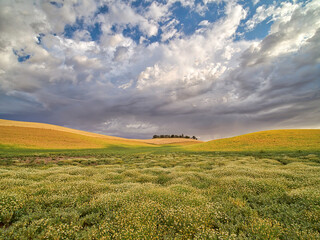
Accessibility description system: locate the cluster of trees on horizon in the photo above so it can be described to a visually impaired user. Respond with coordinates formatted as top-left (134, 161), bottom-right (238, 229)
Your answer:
top-left (153, 134), bottom-right (198, 140)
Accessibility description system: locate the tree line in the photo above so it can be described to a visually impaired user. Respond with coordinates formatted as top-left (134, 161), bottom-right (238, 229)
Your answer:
top-left (153, 134), bottom-right (198, 140)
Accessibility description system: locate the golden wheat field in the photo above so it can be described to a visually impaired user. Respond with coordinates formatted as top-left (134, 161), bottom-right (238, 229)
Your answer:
top-left (0, 119), bottom-right (155, 149)
top-left (0, 119), bottom-right (127, 140)
top-left (1, 119), bottom-right (320, 151)
top-left (0, 126), bottom-right (153, 149)
top-left (0, 119), bottom-right (202, 149)
top-left (187, 129), bottom-right (320, 152)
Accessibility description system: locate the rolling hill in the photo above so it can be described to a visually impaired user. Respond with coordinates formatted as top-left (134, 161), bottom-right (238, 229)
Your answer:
top-left (186, 129), bottom-right (320, 152)
top-left (1, 119), bottom-right (319, 151)
top-left (0, 119), bottom-right (201, 149)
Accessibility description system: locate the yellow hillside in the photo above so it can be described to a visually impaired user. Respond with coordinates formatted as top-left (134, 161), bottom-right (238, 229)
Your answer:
top-left (0, 119), bottom-right (125, 140)
top-left (0, 119), bottom-right (151, 149)
top-left (187, 129), bottom-right (320, 152)
top-left (0, 119), bottom-right (203, 148)
top-left (2, 120), bottom-right (318, 151)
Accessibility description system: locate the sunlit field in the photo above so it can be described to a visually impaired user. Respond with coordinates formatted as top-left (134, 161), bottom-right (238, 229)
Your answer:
top-left (188, 129), bottom-right (320, 152)
top-left (0, 126), bottom-right (152, 149)
top-left (1, 151), bottom-right (320, 239)
top-left (1, 121), bottom-right (320, 239)
top-left (0, 120), bottom-right (200, 149)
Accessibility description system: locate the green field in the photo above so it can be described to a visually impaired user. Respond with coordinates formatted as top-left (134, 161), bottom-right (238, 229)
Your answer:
top-left (1, 121), bottom-right (320, 239)
top-left (187, 129), bottom-right (320, 152)
top-left (1, 149), bottom-right (320, 239)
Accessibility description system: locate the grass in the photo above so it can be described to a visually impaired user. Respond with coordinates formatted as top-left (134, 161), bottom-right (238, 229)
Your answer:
top-left (0, 151), bottom-right (320, 239)
top-left (187, 129), bottom-right (320, 152)
top-left (1, 120), bottom-right (320, 238)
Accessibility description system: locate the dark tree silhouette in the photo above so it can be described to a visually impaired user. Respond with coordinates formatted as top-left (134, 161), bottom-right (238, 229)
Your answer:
top-left (152, 134), bottom-right (197, 139)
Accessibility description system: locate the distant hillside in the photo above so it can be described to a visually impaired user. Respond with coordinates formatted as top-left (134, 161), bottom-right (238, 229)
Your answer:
top-left (186, 129), bottom-right (320, 152)
top-left (0, 119), bottom-right (125, 140)
top-left (0, 119), bottom-right (201, 149)
top-left (2, 120), bottom-right (318, 151)
top-left (0, 119), bottom-right (151, 149)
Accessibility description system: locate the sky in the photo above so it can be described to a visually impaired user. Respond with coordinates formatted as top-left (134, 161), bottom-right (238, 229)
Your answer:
top-left (0, 0), bottom-right (319, 140)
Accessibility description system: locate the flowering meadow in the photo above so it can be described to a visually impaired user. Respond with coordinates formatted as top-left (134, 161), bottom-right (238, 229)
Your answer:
top-left (0, 151), bottom-right (319, 239)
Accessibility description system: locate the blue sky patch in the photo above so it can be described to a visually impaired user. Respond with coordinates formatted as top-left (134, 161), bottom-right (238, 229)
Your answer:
top-left (50, 1), bottom-right (63, 8)
top-left (61, 0), bottom-right (288, 45)
top-left (131, 0), bottom-right (152, 9)
top-left (36, 33), bottom-right (45, 45)
top-left (95, 5), bottom-right (108, 16)
top-left (238, 19), bottom-right (273, 41)
top-left (166, 1), bottom-right (226, 36)
top-left (123, 25), bottom-right (143, 43)
top-left (13, 49), bottom-right (31, 62)
top-left (88, 23), bottom-right (103, 41)
top-left (64, 18), bottom-right (102, 42)
top-left (64, 18), bottom-right (84, 39)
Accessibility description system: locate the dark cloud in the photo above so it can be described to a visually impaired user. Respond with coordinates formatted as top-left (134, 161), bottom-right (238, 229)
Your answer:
top-left (0, 0), bottom-right (319, 140)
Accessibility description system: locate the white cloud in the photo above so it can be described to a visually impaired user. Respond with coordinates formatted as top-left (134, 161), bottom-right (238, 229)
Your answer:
top-left (145, 2), bottom-right (170, 22)
top-left (40, 1), bottom-right (77, 33)
top-left (113, 46), bottom-right (129, 62)
top-left (195, 3), bottom-right (208, 16)
top-left (100, 33), bottom-right (132, 49)
top-left (0, 0), bottom-right (319, 139)
top-left (168, 0), bottom-right (195, 8)
top-left (202, 0), bottom-right (223, 4)
top-left (252, 0), bottom-right (260, 6)
top-left (137, 2), bottom-right (247, 90)
top-left (245, 2), bottom-right (300, 31)
top-left (73, 30), bottom-right (92, 41)
top-left (161, 19), bottom-right (180, 42)
top-left (100, 118), bottom-right (159, 138)
top-left (100, 1), bottom-right (159, 37)
top-left (199, 20), bottom-right (210, 26)
top-left (242, 1), bottom-right (320, 66)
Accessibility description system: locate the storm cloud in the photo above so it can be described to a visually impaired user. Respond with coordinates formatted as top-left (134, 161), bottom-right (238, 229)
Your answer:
top-left (0, 0), bottom-right (319, 140)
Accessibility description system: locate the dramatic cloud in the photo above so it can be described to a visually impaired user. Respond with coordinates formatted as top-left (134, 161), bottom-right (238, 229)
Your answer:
top-left (0, 0), bottom-right (319, 140)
